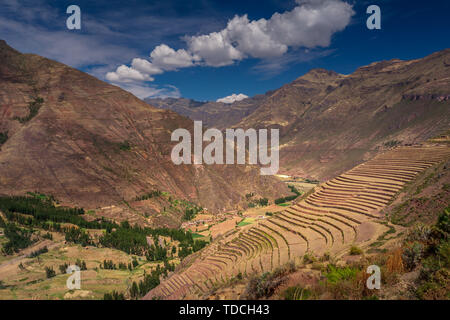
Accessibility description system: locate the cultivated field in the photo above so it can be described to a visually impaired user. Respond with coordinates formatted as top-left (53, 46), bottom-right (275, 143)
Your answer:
top-left (144, 144), bottom-right (450, 299)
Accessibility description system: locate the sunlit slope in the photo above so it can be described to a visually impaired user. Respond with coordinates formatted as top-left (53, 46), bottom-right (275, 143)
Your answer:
top-left (144, 144), bottom-right (450, 299)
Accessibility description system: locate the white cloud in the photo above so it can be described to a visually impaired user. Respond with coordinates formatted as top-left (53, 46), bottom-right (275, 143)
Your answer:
top-left (224, 15), bottom-right (287, 59)
top-left (106, 0), bottom-right (354, 81)
top-left (217, 93), bottom-right (249, 104)
top-left (106, 44), bottom-right (201, 83)
top-left (106, 65), bottom-right (154, 82)
top-left (150, 44), bottom-right (200, 70)
top-left (187, 31), bottom-right (244, 67)
top-left (267, 0), bottom-right (354, 48)
top-left (186, 0), bottom-right (353, 66)
top-left (131, 58), bottom-right (163, 75)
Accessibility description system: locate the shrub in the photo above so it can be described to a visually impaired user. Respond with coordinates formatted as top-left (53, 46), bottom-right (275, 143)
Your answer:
top-left (134, 190), bottom-right (162, 201)
top-left (383, 140), bottom-right (401, 148)
top-left (349, 245), bottom-right (363, 255)
top-left (283, 286), bottom-right (312, 300)
top-left (406, 223), bottom-right (432, 242)
top-left (311, 262), bottom-right (325, 271)
top-left (59, 263), bottom-right (69, 274)
top-left (275, 185), bottom-right (301, 204)
top-left (303, 253), bottom-right (316, 264)
top-left (434, 208), bottom-right (449, 236)
top-left (385, 248), bottom-right (404, 274)
top-left (76, 259), bottom-right (87, 270)
top-left (102, 260), bottom-right (116, 270)
top-left (42, 232), bottom-right (53, 240)
top-left (28, 246), bottom-right (48, 258)
top-left (45, 266), bottom-right (56, 278)
top-left (118, 141), bottom-right (131, 151)
top-left (242, 263), bottom-right (295, 299)
top-left (65, 228), bottom-right (92, 247)
top-left (325, 265), bottom-right (358, 285)
top-left (2, 223), bottom-right (34, 255)
top-left (104, 290), bottom-right (125, 300)
top-left (416, 268), bottom-right (450, 299)
top-left (14, 97), bottom-right (44, 123)
top-left (243, 272), bottom-right (282, 299)
top-left (402, 241), bottom-right (424, 271)
top-left (320, 252), bottom-right (331, 262)
top-left (0, 131), bottom-right (8, 145)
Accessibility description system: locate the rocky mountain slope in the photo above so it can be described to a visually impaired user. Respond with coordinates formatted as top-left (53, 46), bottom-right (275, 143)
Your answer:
top-left (145, 95), bottom-right (265, 130)
top-left (235, 50), bottom-right (450, 180)
top-left (0, 40), bottom-right (288, 221)
top-left (144, 143), bottom-right (450, 300)
top-left (150, 50), bottom-right (450, 181)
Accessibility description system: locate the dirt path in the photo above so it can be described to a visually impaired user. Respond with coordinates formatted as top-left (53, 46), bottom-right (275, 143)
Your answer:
top-left (0, 240), bottom-right (61, 272)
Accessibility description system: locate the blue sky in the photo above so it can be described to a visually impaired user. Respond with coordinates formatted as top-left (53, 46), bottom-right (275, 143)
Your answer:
top-left (0, 0), bottom-right (449, 101)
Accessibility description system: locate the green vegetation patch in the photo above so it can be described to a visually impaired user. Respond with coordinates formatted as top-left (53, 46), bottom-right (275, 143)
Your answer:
top-left (237, 218), bottom-right (254, 227)
top-left (191, 233), bottom-right (205, 239)
top-left (0, 131), bottom-right (8, 146)
top-left (383, 140), bottom-right (402, 148)
top-left (14, 97), bottom-right (44, 123)
top-left (324, 265), bottom-right (358, 285)
top-left (283, 286), bottom-right (312, 300)
top-left (275, 185), bottom-right (301, 205)
top-left (277, 203), bottom-right (290, 207)
top-left (349, 245), bottom-right (363, 255)
top-left (247, 197), bottom-right (269, 208)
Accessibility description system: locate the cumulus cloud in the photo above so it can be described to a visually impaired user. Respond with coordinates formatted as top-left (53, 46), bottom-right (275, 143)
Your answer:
top-left (150, 44), bottom-right (200, 70)
top-left (187, 31), bottom-right (244, 67)
top-left (107, 0), bottom-right (354, 81)
top-left (106, 65), bottom-right (154, 82)
top-left (217, 93), bottom-right (249, 104)
top-left (131, 58), bottom-right (163, 76)
top-left (107, 44), bottom-right (201, 82)
top-left (267, 0), bottom-right (354, 48)
top-left (224, 15), bottom-right (288, 59)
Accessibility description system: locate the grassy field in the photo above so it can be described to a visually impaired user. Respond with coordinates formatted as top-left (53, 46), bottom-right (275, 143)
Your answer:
top-left (277, 203), bottom-right (290, 207)
top-left (0, 236), bottom-right (178, 300)
top-left (191, 233), bottom-right (206, 239)
top-left (237, 218), bottom-right (255, 227)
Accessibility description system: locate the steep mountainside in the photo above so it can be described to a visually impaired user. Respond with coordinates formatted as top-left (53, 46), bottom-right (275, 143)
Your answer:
top-left (151, 51), bottom-right (450, 181)
top-left (145, 95), bottom-right (265, 130)
top-left (235, 50), bottom-right (450, 180)
top-left (0, 40), bottom-right (288, 221)
top-left (144, 143), bottom-right (450, 300)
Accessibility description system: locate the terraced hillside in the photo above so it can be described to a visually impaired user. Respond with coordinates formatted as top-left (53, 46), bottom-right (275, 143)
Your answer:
top-left (144, 144), bottom-right (450, 300)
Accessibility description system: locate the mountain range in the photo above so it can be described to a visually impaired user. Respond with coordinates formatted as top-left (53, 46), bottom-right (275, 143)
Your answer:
top-left (0, 40), bottom-right (287, 225)
top-left (147, 50), bottom-right (450, 180)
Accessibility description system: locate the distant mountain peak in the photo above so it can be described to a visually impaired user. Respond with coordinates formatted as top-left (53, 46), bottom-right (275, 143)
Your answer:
top-left (217, 93), bottom-right (249, 104)
top-left (298, 68), bottom-right (342, 82)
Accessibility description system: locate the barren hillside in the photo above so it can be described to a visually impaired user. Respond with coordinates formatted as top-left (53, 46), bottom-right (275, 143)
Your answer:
top-left (151, 50), bottom-right (450, 181)
top-left (145, 95), bottom-right (264, 130)
top-left (236, 50), bottom-right (450, 180)
top-left (0, 40), bottom-right (288, 221)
